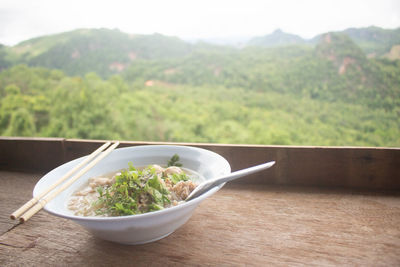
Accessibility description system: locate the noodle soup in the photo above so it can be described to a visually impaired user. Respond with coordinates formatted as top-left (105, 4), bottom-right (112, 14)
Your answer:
top-left (68, 164), bottom-right (200, 217)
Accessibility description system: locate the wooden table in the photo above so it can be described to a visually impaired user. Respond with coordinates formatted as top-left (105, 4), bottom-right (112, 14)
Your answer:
top-left (1, 138), bottom-right (399, 266)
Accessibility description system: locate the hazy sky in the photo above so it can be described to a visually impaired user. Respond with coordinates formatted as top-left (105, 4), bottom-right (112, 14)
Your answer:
top-left (1, 0), bottom-right (399, 45)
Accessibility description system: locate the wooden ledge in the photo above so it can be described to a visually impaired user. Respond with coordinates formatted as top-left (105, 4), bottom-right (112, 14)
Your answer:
top-left (0, 137), bottom-right (399, 190)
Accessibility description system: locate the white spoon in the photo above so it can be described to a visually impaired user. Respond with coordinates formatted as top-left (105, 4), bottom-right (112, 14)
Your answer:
top-left (186, 161), bottom-right (275, 201)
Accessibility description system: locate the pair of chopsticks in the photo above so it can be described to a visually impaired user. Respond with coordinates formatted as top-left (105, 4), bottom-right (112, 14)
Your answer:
top-left (10, 141), bottom-right (120, 223)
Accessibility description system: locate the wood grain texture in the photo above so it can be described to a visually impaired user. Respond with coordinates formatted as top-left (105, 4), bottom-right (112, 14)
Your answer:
top-left (0, 171), bottom-right (41, 235)
top-left (1, 171), bottom-right (399, 266)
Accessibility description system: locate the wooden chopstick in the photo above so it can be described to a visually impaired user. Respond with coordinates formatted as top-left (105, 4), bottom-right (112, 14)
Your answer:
top-left (10, 141), bottom-right (112, 220)
top-left (17, 141), bottom-right (119, 223)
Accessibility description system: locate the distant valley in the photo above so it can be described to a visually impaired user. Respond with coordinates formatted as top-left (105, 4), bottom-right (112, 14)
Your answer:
top-left (0, 26), bottom-right (399, 147)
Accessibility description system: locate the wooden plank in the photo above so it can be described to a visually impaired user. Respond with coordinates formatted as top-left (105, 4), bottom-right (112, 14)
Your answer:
top-left (0, 137), bottom-right (65, 173)
top-left (0, 171), bottom-right (41, 235)
top-left (0, 171), bottom-right (399, 266)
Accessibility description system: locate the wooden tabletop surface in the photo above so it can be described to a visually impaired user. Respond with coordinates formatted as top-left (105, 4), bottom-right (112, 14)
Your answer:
top-left (1, 170), bottom-right (399, 266)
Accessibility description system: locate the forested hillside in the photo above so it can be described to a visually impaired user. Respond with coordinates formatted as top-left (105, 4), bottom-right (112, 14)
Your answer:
top-left (0, 27), bottom-right (399, 146)
top-left (2, 26), bottom-right (400, 77)
top-left (4, 29), bottom-right (193, 77)
top-left (343, 26), bottom-right (400, 56)
top-left (249, 26), bottom-right (400, 57)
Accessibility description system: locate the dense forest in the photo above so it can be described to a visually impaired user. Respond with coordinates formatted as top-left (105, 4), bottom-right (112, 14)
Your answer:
top-left (0, 27), bottom-right (399, 146)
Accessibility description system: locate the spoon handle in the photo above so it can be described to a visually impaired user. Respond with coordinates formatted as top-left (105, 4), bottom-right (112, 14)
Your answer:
top-left (186, 161), bottom-right (275, 201)
top-left (211, 161), bottom-right (275, 185)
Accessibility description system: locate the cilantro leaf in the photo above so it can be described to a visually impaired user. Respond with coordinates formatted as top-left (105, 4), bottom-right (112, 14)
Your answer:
top-left (167, 154), bottom-right (182, 167)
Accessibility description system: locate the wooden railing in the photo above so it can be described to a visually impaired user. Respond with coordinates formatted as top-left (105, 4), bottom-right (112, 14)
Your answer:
top-left (1, 137), bottom-right (399, 190)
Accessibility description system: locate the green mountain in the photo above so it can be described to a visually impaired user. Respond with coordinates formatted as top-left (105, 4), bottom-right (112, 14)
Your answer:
top-left (8, 28), bottom-right (193, 77)
top-left (249, 26), bottom-right (400, 57)
top-left (2, 26), bottom-right (399, 79)
top-left (0, 44), bottom-right (14, 71)
top-left (247, 29), bottom-right (307, 47)
top-left (122, 32), bottom-right (399, 112)
top-left (315, 32), bottom-right (367, 69)
top-left (343, 26), bottom-right (400, 56)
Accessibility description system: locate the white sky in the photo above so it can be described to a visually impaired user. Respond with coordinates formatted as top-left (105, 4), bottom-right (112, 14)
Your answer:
top-left (0, 0), bottom-right (399, 45)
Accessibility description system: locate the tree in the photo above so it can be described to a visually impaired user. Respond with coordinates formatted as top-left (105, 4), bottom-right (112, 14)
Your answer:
top-left (4, 108), bottom-right (36, 136)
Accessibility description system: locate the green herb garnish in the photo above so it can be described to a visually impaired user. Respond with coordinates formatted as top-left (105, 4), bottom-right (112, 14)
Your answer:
top-left (94, 155), bottom-right (191, 216)
top-left (168, 173), bottom-right (189, 184)
top-left (167, 154), bottom-right (182, 167)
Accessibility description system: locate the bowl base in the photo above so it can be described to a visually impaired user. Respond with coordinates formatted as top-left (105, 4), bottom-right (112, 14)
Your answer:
top-left (114, 231), bottom-right (174, 245)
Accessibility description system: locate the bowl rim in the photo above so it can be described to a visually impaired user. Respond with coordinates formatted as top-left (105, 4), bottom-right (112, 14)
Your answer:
top-left (34, 144), bottom-right (231, 222)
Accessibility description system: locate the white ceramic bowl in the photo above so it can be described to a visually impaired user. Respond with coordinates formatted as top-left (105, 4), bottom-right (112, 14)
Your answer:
top-left (33, 145), bottom-right (231, 245)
